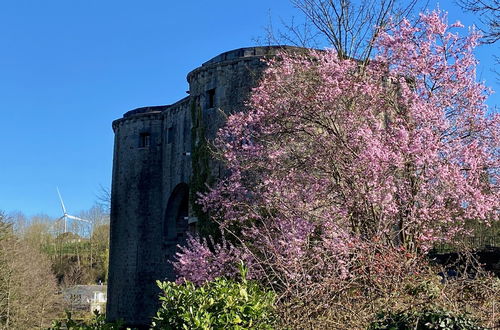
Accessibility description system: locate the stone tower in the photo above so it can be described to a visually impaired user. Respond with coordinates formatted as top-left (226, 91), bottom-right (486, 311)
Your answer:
top-left (106, 46), bottom-right (304, 327)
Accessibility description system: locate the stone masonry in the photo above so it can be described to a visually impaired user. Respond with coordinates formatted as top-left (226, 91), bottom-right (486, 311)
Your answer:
top-left (107, 46), bottom-right (306, 327)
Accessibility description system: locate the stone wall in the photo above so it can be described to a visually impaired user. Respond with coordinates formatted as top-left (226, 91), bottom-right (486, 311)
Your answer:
top-left (108, 109), bottom-right (165, 326)
top-left (107, 46), bottom-right (306, 327)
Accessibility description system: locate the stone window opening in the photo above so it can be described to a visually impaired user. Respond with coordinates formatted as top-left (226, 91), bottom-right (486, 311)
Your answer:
top-left (139, 133), bottom-right (150, 148)
top-left (207, 88), bottom-right (216, 108)
top-left (167, 126), bottom-right (175, 144)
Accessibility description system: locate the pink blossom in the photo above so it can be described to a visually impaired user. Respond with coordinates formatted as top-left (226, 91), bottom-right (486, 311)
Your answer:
top-left (177, 9), bottom-right (499, 286)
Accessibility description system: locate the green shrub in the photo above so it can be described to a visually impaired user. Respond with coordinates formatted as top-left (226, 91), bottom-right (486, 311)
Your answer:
top-left (152, 262), bottom-right (276, 329)
top-left (48, 310), bottom-right (123, 330)
top-left (368, 308), bottom-right (486, 330)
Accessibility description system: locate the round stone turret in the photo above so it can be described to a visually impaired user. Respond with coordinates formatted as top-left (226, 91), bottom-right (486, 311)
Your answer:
top-left (107, 46), bottom-right (309, 328)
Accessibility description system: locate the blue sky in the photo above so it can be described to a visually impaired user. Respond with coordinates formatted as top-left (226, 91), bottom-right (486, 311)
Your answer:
top-left (0, 1), bottom-right (498, 219)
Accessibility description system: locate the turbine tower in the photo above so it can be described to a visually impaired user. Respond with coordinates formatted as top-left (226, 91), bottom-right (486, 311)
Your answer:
top-left (56, 187), bottom-right (92, 235)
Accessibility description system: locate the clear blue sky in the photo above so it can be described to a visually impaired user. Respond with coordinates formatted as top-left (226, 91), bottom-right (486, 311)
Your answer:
top-left (0, 1), bottom-right (498, 219)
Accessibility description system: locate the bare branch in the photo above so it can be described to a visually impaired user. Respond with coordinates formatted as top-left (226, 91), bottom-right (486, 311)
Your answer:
top-left (277, 0), bottom-right (424, 60)
top-left (456, 0), bottom-right (500, 43)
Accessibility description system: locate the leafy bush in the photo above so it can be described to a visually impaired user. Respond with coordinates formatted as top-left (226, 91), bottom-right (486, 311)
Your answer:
top-left (152, 262), bottom-right (276, 329)
top-left (369, 308), bottom-right (486, 330)
top-left (48, 310), bottom-right (123, 330)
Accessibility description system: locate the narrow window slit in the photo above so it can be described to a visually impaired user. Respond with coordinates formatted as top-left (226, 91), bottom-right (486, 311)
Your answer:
top-left (139, 133), bottom-right (150, 148)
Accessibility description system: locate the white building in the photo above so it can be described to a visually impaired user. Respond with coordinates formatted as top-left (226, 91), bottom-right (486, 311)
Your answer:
top-left (63, 285), bottom-right (107, 313)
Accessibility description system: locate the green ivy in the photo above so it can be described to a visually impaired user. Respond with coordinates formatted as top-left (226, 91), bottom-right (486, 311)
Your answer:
top-left (152, 262), bottom-right (276, 329)
top-left (189, 100), bottom-right (220, 239)
top-left (368, 308), bottom-right (486, 330)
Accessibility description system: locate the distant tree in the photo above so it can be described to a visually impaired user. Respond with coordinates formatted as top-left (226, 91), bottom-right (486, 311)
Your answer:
top-left (90, 223), bottom-right (110, 283)
top-left (0, 211), bottom-right (63, 329)
top-left (96, 185), bottom-right (111, 215)
top-left (79, 203), bottom-right (110, 283)
top-left (22, 214), bottom-right (53, 251)
top-left (2, 198), bottom-right (111, 289)
top-left (41, 203), bottom-right (111, 286)
top-left (6, 211), bottom-right (27, 236)
top-left (0, 212), bottom-right (8, 227)
top-left (62, 263), bottom-right (88, 287)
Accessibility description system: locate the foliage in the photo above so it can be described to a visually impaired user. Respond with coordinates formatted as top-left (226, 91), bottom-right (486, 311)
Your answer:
top-left (152, 263), bottom-right (276, 330)
top-left (173, 235), bottom-right (256, 286)
top-left (44, 224), bottom-right (109, 286)
top-left (0, 204), bottom-right (110, 327)
top-left (275, 248), bottom-right (499, 328)
top-left (12, 204), bottom-right (111, 286)
top-left (0, 213), bottom-right (63, 329)
top-left (369, 308), bottom-right (486, 330)
top-left (48, 311), bottom-right (123, 330)
top-left (174, 8), bottom-right (499, 329)
top-left (176, 8), bottom-right (499, 281)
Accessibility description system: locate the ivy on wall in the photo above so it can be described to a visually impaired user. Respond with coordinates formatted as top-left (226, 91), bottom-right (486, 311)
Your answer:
top-left (189, 100), bottom-right (220, 239)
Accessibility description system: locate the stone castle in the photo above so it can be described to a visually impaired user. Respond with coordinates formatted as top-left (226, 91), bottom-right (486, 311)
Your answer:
top-left (106, 46), bottom-right (304, 327)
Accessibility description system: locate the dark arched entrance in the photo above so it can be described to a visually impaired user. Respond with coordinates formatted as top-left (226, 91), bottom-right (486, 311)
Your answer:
top-left (164, 183), bottom-right (190, 243)
top-left (163, 183), bottom-right (189, 268)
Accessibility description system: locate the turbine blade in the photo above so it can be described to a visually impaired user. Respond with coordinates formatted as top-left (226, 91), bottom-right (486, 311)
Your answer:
top-left (56, 187), bottom-right (67, 214)
top-left (66, 214), bottom-right (91, 223)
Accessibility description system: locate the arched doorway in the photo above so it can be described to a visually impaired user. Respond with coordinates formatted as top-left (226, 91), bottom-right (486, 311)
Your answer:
top-left (164, 183), bottom-right (190, 243)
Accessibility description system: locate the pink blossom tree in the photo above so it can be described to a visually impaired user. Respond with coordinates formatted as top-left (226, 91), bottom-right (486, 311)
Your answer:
top-left (174, 10), bottom-right (499, 287)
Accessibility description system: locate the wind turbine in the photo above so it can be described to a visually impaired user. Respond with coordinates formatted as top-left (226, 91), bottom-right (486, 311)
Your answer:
top-left (56, 187), bottom-right (92, 236)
